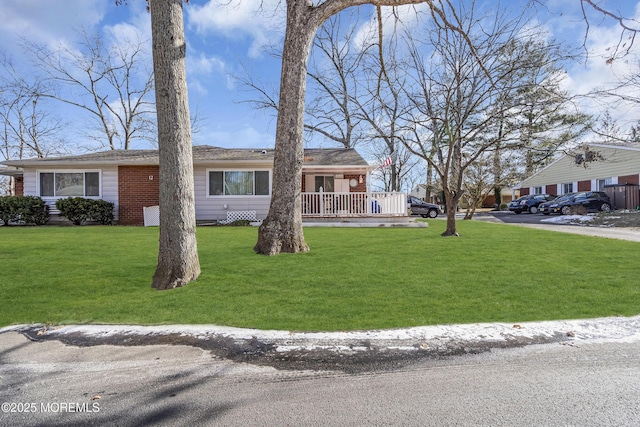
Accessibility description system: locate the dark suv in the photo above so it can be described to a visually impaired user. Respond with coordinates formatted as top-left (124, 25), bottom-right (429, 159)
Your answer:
top-left (508, 194), bottom-right (556, 214)
top-left (407, 196), bottom-right (440, 218)
top-left (539, 191), bottom-right (612, 215)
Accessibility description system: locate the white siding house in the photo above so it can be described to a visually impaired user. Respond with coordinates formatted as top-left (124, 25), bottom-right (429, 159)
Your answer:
top-left (2, 146), bottom-right (409, 225)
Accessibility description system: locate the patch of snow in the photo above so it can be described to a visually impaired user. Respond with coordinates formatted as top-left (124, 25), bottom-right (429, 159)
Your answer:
top-left (541, 214), bottom-right (594, 224)
top-left (3, 315), bottom-right (639, 355)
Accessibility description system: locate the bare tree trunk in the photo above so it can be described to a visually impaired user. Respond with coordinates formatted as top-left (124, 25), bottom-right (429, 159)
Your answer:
top-left (254, 2), bottom-right (316, 255)
top-left (149, 0), bottom-right (200, 289)
top-left (442, 190), bottom-right (461, 237)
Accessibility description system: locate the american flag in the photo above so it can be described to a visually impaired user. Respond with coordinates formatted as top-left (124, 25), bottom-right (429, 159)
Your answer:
top-left (378, 152), bottom-right (396, 169)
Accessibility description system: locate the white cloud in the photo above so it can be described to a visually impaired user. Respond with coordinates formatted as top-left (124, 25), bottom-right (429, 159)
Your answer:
top-left (186, 0), bottom-right (285, 58)
top-left (353, 4), bottom-right (429, 51)
top-left (189, 52), bottom-right (226, 76)
top-left (0, 0), bottom-right (106, 55)
top-left (559, 4), bottom-right (640, 129)
top-left (104, 6), bottom-right (151, 51)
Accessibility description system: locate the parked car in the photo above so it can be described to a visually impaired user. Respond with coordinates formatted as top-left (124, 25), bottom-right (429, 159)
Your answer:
top-left (539, 191), bottom-right (612, 215)
top-left (508, 194), bottom-right (556, 214)
top-left (408, 196), bottom-right (440, 218)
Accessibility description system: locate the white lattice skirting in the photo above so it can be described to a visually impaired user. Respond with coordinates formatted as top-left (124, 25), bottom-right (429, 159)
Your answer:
top-left (143, 207), bottom-right (262, 226)
top-left (219, 210), bottom-right (261, 225)
top-left (143, 205), bottom-right (160, 226)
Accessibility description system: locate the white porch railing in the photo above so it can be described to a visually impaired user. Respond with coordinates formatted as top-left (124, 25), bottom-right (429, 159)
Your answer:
top-left (302, 191), bottom-right (407, 217)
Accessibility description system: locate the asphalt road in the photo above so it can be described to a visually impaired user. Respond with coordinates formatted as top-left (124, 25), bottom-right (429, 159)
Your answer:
top-left (1, 331), bottom-right (639, 426)
top-left (471, 210), bottom-right (566, 225)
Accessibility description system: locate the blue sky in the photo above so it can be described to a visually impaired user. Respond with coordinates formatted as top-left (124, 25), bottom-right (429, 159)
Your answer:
top-left (1, 0), bottom-right (640, 153)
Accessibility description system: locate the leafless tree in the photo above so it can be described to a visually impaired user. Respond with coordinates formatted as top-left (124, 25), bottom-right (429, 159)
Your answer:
top-left (1, 55), bottom-right (67, 194)
top-left (235, 13), bottom-right (366, 149)
top-left (305, 12), bottom-right (366, 149)
top-left (21, 29), bottom-right (156, 150)
top-left (399, 1), bottom-right (555, 236)
top-left (254, 0), bottom-right (466, 255)
top-left (578, 0), bottom-right (640, 61)
top-left (461, 155), bottom-right (495, 219)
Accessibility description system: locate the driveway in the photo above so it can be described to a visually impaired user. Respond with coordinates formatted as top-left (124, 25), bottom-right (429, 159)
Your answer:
top-left (469, 210), bottom-right (640, 242)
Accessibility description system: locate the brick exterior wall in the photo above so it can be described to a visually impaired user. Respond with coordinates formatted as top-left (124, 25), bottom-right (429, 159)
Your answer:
top-left (578, 180), bottom-right (591, 191)
top-left (14, 176), bottom-right (24, 196)
top-left (618, 174), bottom-right (639, 185)
top-left (545, 185), bottom-right (556, 195)
top-left (118, 166), bottom-right (159, 225)
top-left (344, 174), bottom-right (367, 192)
top-left (483, 195), bottom-right (497, 207)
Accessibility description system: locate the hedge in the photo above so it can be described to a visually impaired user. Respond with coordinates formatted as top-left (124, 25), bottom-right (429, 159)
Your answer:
top-left (0, 196), bottom-right (50, 226)
top-left (55, 197), bottom-right (114, 225)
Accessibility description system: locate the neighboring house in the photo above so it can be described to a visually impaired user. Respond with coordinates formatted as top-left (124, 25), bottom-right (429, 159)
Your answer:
top-left (516, 144), bottom-right (640, 210)
top-left (1, 145), bottom-right (407, 225)
top-left (410, 184), bottom-right (430, 200)
top-left (410, 183), bottom-right (513, 208)
top-left (477, 188), bottom-right (514, 208)
top-left (0, 167), bottom-right (24, 196)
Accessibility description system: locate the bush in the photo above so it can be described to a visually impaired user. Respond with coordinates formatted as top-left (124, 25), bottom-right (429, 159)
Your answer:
top-left (56, 197), bottom-right (91, 225)
top-left (499, 203), bottom-right (509, 211)
top-left (0, 196), bottom-right (50, 226)
top-left (87, 199), bottom-right (115, 225)
top-left (56, 197), bottom-right (114, 225)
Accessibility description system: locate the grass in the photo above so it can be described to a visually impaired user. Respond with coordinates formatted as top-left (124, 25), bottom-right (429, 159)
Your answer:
top-left (1, 221), bottom-right (639, 331)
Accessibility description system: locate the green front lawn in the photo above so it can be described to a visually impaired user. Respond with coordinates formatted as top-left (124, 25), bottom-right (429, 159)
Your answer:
top-left (1, 222), bottom-right (638, 331)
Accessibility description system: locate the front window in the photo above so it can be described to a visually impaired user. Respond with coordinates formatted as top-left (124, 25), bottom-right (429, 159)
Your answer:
top-left (533, 187), bottom-right (543, 195)
top-left (562, 183), bottom-right (574, 194)
top-left (597, 178), bottom-right (612, 191)
top-left (39, 172), bottom-right (100, 197)
top-left (208, 170), bottom-right (270, 196)
top-left (314, 176), bottom-right (334, 192)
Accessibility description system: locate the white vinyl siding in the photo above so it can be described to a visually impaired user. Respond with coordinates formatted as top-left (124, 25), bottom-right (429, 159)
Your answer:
top-left (520, 145), bottom-right (640, 188)
top-left (194, 166), bottom-right (271, 221)
top-left (102, 167), bottom-right (118, 220)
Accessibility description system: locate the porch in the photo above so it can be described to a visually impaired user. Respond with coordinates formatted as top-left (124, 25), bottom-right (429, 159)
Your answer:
top-left (301, 191), bottom-right (407, 219)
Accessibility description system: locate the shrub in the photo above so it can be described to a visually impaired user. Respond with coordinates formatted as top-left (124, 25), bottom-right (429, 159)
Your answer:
top-left (56, 197), bottom-right (91, 225)
top-left (87, 199), bottom-right (115, 225)
top-left (0, 196), bottom-right (50, 226)
top-left (56, 197), bottom-right (114, 225)
top-left (499, 203), bottom-right (508, 211)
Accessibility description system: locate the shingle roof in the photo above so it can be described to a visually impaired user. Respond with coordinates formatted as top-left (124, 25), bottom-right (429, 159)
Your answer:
top-left (1, 145), bottom-right (370, 167)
